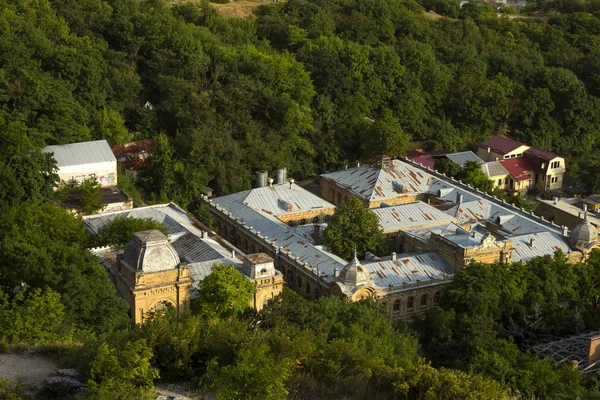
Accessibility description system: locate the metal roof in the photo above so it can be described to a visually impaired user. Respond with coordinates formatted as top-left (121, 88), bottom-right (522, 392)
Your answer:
top-left (43, 140), bottom-right (116, 167)
top-left (188, 257), bottom-right (241, 287)
top-left (239, 183), bottom-right (334, 217)
top-left (478, 136), bottom-right (525, 154)
top-left (83, 203), bottom-right (231, 262)
top-left (320, 160), bottom-right (434, 202)
top-left (363, 252), bottom-right (454, 289)
top-left (372, 202), bottom-right (456, 232)
top-left (511, 231), bottom-right (571, 263)
top-left (445, 151), bottom-right (484, 167)
top-left (211, 189), bottom-right (346, 282)
top-left (501, 157), bottom-right (534, 181)
top-left (481, 161), bottom-right (509, 178)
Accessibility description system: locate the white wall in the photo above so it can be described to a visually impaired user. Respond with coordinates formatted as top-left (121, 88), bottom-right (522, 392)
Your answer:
top-left (58, 161), bottom-right (117, 187)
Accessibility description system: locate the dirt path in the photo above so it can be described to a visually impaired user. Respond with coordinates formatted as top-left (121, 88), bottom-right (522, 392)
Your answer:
top-left (0, 353), bottom-right (57, 388)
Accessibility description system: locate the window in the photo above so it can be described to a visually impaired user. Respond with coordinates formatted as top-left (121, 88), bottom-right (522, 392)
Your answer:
top-left (300, 219), bottom-right (306, 225)
top-left (420, 295), bottom-right (428, 308)
top-left (551, 176), bottom-right (558, 184)
top-left (516, 153), bottom-right (522, 157)
top-left (434, 292), bottom-right (441, 305)
top-left (551, 161), bottom-right (560, 169)
top-left (393, 300), bottom-right (401, 312)
top-left (504, 178), bottom-right (509, 185)
top-left (312, 216), bottom-right (319, 223)
top-left (306, 283), bottom-right (311, 295)
top-left (498, 179), bottom-right (502, 186)
top-left (407, 297), bottom-right (414, 310)
top-left (337, 192), bottom-right (342, 205)
top-left (504, 155), bottom-right (509, 159)
top-left (297, 276), bottom-right (302, 290)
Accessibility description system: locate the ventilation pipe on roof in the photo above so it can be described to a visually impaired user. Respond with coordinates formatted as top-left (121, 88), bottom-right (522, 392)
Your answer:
top-left (487, 146), bottom-right (491, 153)
top-left (529, 238), bottom-right (535, 247)
top-left (553, 197), bottom-right (559, 205)
top-left (334, 268), bottom-right (340, 277)
top-left (255, 170), bottom-right (268, 188)
top-left (563, 225), bottom-right (569, 237)
top-left (356, 160), bottom-right (361, 168)
top-left (268, 177), bottom-right (274, 188)
top-left (231, 250), bottom-right (236, 258)
top-left (275, 168), bottom-right (287, 184)
top-left (288, 178), bottom-right (295, 189)
top-left (391, 252), bottom-right (396, 261)
top-left (344, 164), bottom-right (348, 170)
top-left (541, 163), bottom-right (546, 170)
top-left (456, 192), bottom-right (464, 204)
top-left (584, 204), bottom-right (589, 220)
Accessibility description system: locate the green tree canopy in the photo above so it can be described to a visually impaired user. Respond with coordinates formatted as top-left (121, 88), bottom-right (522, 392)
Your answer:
top-left (195, 264), bottom-right (255, 319)
top-left (324, 196), bottom-right (385, 260)
top-left (96, 215), bottom-right (169, 248)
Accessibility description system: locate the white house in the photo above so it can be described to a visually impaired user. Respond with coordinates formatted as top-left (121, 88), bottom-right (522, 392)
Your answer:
top-left (43, 140), bottom-right (117, 187)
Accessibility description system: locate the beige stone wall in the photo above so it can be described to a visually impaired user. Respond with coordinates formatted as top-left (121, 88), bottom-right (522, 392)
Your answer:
top-left (321, 177), bottom-right (423, 209)
top-left (376, 284), bottom-right (449, 319)
top-left (535, 202), bottom-right (582, 230)
top-left (252, 274), bottom-right (285, 311)
top-left (276, 208), bottom-right (335, 226)
top-left (114, 263), bottom-right (192, 324)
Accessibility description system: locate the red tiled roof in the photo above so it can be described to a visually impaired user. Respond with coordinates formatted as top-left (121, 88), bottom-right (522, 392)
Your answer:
top-left (500, 157), bottom-right (534, 181)
top-left (479, 136), bottom-right (525, 155)
top-left (524, 147), bottom-right (559, 173)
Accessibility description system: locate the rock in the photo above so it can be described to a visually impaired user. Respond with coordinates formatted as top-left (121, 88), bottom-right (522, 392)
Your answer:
top-left (56, 369), bottom-right (81, 379)
top-left (45, 376), bottom-right (85, 396)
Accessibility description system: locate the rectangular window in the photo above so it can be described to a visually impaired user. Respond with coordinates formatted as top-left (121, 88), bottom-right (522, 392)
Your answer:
top-left (551, 161), bottom-right (560, 169)
top-left (498, 179), bottom-right (502, 186)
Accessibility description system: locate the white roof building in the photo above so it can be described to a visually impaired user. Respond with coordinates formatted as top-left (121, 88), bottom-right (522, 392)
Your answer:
top-left (43, 140), bottom-right (117, 187)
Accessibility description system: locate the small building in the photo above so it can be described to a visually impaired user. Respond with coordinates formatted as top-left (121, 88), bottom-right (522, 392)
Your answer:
top-left (481, 161), bottom-right (510, 190)
top-left (444, 151), bottom-right (484, 168)
top-left (477, 136), bottom-right (565, 193)
top-left (110, 139), bottom-right (154, 180)
top-left (43, 140), bottom-right (117, 187)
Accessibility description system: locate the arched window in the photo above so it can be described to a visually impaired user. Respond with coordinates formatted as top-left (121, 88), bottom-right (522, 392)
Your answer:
top-left (150, 300), bottom-right (174, 318)
top-left (420, 295), bottom-right (428, 308)
top-left (393, 299), bottom-right (401, 312)
top-left (312, 216), bottom-right (319, 223)
top-left (407, 297), bottom-right (414, 310)
top-left (434, 292), bottom-right (441, 305)
top-left (300, 219), bottom-right (306, 225)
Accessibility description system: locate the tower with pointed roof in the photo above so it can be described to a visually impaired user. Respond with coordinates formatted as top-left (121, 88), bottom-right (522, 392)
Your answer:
top-left (569, 205), bottom-right (599, 251)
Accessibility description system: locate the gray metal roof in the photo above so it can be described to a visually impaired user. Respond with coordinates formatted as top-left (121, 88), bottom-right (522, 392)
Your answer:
top-left (445, 151), bottom-right (484, 167)
top-left (211, 188), bottom-right (346, 282)
top-left (511, 232), bottom-right (571, 263)
top-left (241, 183), bottom-right (334, 216)
top-left (372, 202), bottom-right (456, 232)
top-left (481, 161), bottom-right (509, 178)
top-left (43, 140), bottom-right (116, 167)
top-left (188, 257), bottom-right (241, 287)
top-left (83, 203), bottom-right (231, 262)
top-left (363, 252), bottom-right (454, 289)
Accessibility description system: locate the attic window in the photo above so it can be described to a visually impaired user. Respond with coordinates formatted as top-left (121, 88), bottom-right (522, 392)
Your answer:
top-left (392, 181), bottom-right (407, 193)
top-left (278, 198), bottom-right (293, 212)
top-left (261, 268), bottom-right (268, 274)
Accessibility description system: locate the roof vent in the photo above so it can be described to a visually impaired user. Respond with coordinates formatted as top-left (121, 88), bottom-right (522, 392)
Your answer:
top-left (278, 198), bottom-right (293, 212)
top-left (255, 170), bottom-right (268, 188)
top-left (268, 177), bottom-right (274, 188)
top-left (275, 168), bottom-right (287, 184)
top-left (392, 181), bottom-right (407, 194)
top-left (288, 178), bottom-right (295, 189)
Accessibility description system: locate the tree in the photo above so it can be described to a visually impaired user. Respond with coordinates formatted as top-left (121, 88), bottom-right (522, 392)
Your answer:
top-left (96, 215), bottom-right (169, 248)
top-left (324, 196), bottom-right (385, 260)
top-left (80, 178), bottom-right (104, 215)
top-left (457, 161), bottom-right (495, 193)
top-left (88, 340), bottom-right (159, 400)
top-left (195, 265), bottom-right (255, 319)
top-left (212, 344), bottom-right (293, 400)
top-left (0, 286), bottom-right (71, 345)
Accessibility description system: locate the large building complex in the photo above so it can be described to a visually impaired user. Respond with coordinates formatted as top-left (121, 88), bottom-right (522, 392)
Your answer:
top-left (85, 203), bottom-right (283, 323)
top-left (202, 155), bottom-right (595, 319)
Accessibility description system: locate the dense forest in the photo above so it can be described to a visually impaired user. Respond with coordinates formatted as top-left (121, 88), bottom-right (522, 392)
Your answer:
top-left (6, 0), bottom-right (600, 205)
top-left (5, 0), bottom-right (600, 398)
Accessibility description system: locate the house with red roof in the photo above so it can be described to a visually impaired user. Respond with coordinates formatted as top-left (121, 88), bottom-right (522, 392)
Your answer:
top-left (477, 136), bottom-right (565, 194)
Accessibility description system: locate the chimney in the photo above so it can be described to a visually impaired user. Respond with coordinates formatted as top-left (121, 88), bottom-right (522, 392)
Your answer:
top-left (288, 178), bottom-right (295, 189)
top-left (541, 163), bottom-right (546, 170)
top-left (562, 225), bottom-right (569, 237)
top-left (529, 238), bottom-right (535, 247)
top-left (588, 336), bottom-right (600, 367)
top-left (356, 160), bottom-right (361, 168)
top-left (456, 192), bottom-right (463, 204)
top-left (255, 170), bottom-right (268, 188)
top-left (275, 168), bottom-right (287, 184)
top-left (334, 268), bottom-right (340, 277)
top-left (391, 252), bottom-right (396, 261)
top-left (584, 204), bottom-right (589, 221)
top-left (345, 164), bottom-right (348, 170)
top-left (231, 250), bottom-right (236, 258)
top-left (553, 197), bottom-right (558, 205)
top-left (487, 146), bottom-right (491, 153)
top-left (268, 177), bottom-right (274, 188)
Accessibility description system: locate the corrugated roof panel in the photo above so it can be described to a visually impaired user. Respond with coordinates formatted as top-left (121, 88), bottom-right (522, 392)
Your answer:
top-left (43, 140), bottom-right (116, 167)
top-left (445, 151), bottom-right (484, 167)
top-left (511, 232), bottom-right (571, 263)
top-left (372, 202), bottom-right (456, 232)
